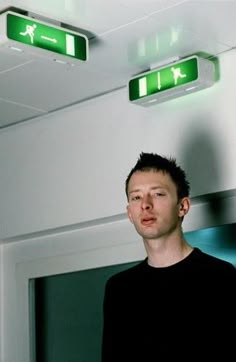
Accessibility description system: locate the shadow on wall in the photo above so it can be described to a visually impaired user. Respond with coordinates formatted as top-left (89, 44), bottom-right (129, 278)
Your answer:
top-left (179, 123), bottom-right (227, 223)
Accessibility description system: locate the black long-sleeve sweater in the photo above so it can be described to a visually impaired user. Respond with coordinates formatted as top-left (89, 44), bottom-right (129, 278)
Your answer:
top-left (101, 248), bottom-right (236, 362)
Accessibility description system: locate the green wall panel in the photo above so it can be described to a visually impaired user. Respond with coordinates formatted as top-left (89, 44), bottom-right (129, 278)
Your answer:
top-left (34, 260), bottom-right (138, 362)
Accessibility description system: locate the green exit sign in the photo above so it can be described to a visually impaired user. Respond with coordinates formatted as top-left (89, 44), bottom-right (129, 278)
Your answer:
top-left (128, 55), bottom-right (215, 106)
top-left (2, 11), bottom-right (88, 62)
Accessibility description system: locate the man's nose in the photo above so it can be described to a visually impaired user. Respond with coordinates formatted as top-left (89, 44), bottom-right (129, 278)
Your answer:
top-left (141, 195), bottom-right (153, 209)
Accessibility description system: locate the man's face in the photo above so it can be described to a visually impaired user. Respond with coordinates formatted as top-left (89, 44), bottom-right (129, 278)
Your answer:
top-left (126, 169), bottom-right (188, 241)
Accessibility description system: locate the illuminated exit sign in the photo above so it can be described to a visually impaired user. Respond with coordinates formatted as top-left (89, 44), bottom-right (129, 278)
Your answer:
top-left (128, 55), bottom-right (215, 106)
top-left (0, 11), bottom-right (88, 62)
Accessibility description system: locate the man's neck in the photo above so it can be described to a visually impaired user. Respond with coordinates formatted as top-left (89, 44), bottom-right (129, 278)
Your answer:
top-left (144, 237), bottom-right (193, 268)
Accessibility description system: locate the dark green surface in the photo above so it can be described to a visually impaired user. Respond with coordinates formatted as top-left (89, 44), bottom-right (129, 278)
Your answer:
top-left (34, 260), bottom-right (138, 362)
top-left (33, 223), bottom-right (236, 362)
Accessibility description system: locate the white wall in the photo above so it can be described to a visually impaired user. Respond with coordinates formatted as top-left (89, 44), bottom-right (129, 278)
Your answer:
top-left (1, 49), bottom-right (236, 361)
top-left (0, 49), bottom-right (236, 240)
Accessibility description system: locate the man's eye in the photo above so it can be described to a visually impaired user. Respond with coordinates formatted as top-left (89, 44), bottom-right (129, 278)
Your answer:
top-left (131, 195), bottom-right (141, 201)
top-left (154, 192), bottom-right (164, 197)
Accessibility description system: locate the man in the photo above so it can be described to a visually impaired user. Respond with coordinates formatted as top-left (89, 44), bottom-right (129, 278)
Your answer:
top-left (101, 152), bottom-right (236, 361)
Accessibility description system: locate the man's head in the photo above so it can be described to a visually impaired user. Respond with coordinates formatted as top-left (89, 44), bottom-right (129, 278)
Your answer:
top-left (125, 152), bottom-right (190, 201)
top-left (125, 153), bottom-right (190, 240)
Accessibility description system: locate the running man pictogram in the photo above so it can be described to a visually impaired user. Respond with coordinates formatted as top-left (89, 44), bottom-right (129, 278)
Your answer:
top-left (20, 24), bottom-right (37, 44)
top-left (171, 66), bottom-right (187, 85)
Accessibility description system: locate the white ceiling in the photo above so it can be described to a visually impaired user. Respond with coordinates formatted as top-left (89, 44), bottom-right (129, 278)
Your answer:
top-left (0, 0), bottom-right (235, 129)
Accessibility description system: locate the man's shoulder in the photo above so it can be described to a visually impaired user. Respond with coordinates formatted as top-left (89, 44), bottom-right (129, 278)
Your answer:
top-left (106, 259), bottom-right (146, 285)
top-left (192, 247), bottom-right (236, 274)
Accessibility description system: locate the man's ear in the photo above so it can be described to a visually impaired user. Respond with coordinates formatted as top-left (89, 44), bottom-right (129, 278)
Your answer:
top-left (178, 197), bottom-right (190, 217)
top-left (126, 205), bottom-right (134, 224)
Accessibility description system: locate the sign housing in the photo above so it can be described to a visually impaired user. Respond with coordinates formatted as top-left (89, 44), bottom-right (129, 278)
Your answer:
top-left (128, 55), bottom-right (215, 106)
top-left (0, 10), bottom-right (88, 63)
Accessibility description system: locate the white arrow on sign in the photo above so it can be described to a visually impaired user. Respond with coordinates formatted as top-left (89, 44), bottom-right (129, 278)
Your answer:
top-left (41, 35), bottom-right (57, 43)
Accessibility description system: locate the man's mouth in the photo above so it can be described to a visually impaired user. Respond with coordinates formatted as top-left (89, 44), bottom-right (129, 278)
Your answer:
top-left (141, 217), bottom-right (156, 225)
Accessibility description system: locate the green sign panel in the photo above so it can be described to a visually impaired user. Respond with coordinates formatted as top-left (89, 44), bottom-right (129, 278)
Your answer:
top-left (6, 12), bottom-right (88, 61)
top-left (129, 56), bottom-right (198, 101)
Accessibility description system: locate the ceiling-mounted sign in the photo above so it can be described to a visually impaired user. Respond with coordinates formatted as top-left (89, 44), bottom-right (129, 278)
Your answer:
top-left (128, 55), bottom-right (215, 106)
top-left (0, 10), bottom-right (88, 62)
